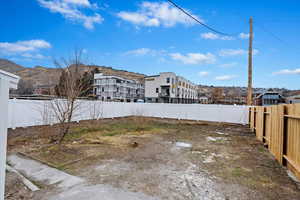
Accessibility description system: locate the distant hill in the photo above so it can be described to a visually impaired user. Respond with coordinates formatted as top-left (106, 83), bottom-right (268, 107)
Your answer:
top-left (198, 85), bottom-right (300, 98)
top-left (0, 59), bottom-right (24, 73)
top-left (0, 58), bottom-right (145, 89)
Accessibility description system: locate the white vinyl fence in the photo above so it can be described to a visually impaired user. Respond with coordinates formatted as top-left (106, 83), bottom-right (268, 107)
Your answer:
top-left (7, 99), bottom-right (249, 129)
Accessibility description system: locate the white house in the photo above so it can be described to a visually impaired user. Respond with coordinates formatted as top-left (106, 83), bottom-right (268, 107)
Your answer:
top-left (0, 70), bottom-right (19, 200)
top-left (145, 72), bottom-right (198, 104)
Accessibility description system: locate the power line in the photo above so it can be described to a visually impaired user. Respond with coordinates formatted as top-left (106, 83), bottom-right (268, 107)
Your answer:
top-left (233, 11), bottom-right (295, 48)
top-left (254, 22), bottom-right (288, 45)
top-left (166, 0), bottom-right (233, 36)
top-left (253, 22), bottom-right (300, 55)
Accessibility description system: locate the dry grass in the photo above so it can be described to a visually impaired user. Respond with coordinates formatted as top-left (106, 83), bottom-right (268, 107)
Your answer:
top-left (8, 118), bottom-right (177, 170)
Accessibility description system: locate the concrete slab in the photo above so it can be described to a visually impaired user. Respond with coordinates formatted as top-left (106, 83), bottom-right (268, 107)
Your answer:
top-left (7, 154), bottom-right (84, 189)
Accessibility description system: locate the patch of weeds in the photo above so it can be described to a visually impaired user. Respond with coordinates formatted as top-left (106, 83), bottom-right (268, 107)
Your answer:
top-left (257, 146), bottom-right (266, 153)
top-left (66, 120), bottom-right (174, 139)
top-left (102, 130), bottom-right (123, 137)
top-left (232, 167), bottom-right (247, 177)
top-left (56, 165), bottom-right (67, 171)
top-left (65, 127), bottom-right (103, 141)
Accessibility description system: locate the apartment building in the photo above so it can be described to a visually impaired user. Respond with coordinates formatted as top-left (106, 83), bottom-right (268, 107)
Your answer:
top-left (94, 73), bottom-right (144, 102)
top-left (145, 72), bottom-right (198, 103)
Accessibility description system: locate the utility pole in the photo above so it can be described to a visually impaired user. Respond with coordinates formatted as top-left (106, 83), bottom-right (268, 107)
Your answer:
top-left (247, 17), bottom-right (253, 105)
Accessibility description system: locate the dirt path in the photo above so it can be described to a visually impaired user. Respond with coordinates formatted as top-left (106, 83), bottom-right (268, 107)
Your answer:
top-left (75, 134), bottom-right (256, 200)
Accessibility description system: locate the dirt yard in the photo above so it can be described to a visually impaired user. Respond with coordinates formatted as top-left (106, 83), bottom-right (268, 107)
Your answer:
top-left (6, 117), bottom-right (300, 200)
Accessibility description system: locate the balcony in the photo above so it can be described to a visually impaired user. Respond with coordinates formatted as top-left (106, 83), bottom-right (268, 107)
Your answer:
top-left (159, 86), bottom-right (170, 98)
top-left (159, 92), bottom-right (170, 97)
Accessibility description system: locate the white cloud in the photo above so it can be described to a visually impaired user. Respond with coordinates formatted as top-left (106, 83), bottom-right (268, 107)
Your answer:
top-left (219, 49), bottom-right (258, 57)
top-left (37, 0), bottom-right (103, 29)
top-left (63, 0), bottom-right (92, 7)
top-left (117, 1), bottom-right (202, 27)
top-left (124, 48), bottom-right (168, 57)
top-left (201, 32), bottom-right (250, 40)
top-left (125, 48), bottom-right (151, 56)
top-left (215, 75), bottom-right (236, 81)
top-left (124, 48), bottom-right (155, 56)
top-left (0, 40), bottom-right (51, 55)
top-left (201, 32), bottom-right (234, 40)
top-left (169, 52), bottom-right (216, 65)
top-left (219, 62), bottom-right (238, 68)
top-left (273, 68), bottom-right (300, 75)
top-left (198, 71), bottom-right (209, 77)
top-left (21, 53), bottom-right (48, 59)
top-left (219, 49), bottom-right (246, 56)
top-left (239, 32), bottom-right (249, 39)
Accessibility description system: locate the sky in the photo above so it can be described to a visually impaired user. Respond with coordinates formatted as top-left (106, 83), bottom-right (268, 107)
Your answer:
top-left (0, 0), bottom-right (300, 89)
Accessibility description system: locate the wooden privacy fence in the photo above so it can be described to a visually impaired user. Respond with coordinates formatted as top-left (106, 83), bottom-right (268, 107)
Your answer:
top-left (249, 103), bottom-right (300, 179)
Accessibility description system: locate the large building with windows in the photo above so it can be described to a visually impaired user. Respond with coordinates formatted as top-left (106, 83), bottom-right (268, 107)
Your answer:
top-left (94, 73), bottom-right (144, 102)
top-left (145, 72), bottom-right (198, 103)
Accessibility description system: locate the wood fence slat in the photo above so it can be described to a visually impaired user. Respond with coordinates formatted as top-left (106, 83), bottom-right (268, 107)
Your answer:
top-left (249, 103), bottom-right (300, 180)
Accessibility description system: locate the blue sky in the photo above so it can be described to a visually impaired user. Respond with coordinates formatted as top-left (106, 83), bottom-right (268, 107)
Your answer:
top-left (1, 0), bottom-right (300, 89)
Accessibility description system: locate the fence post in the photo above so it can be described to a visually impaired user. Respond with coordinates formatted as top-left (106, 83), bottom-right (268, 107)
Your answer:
top-left (262, 107), bottom-right (266, 145)
top-left (278, 104), bottom-right (285, 165)
top-left (0, 79), bottom-right (9, 200)
top-left (0, 71), bottom-right (19, 200)
top-left (249, 107), bottom-right (252, 128)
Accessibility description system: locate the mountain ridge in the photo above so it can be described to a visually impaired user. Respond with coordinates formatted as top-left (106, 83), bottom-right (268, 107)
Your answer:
top-left (0, 58), bottom-right (146, 88)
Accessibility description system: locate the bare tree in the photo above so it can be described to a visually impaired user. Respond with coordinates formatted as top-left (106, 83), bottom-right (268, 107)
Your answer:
top-left (50, 50), bottom-right (93, 143)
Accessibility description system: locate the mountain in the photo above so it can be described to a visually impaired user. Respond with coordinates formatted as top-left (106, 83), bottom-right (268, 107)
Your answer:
top-left (0, 59), bottom-right (145, 89)
top-left (0, 59), bottom-right (24, 73)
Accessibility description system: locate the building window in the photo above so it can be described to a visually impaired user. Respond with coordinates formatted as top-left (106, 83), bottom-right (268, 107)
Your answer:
top-left (166, 78), bottom-right (170, 83)
top-left (156, 88), bottom-right (159, 93)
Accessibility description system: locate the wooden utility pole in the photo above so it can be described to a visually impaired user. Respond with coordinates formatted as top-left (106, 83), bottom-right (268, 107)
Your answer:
top-left (247, 17), bottom-right (253, 105)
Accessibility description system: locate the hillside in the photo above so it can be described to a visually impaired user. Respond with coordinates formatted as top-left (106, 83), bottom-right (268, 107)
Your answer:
top-left (0, 59), bottom-right (145, 88)
top-left (0, 59), bottom-right (24, 73)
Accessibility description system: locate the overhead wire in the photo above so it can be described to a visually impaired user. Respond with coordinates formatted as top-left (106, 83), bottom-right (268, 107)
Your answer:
top-left (166, 0), bottom-right (235, 36)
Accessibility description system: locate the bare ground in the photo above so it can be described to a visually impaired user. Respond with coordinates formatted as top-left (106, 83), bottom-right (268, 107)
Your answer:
top-left (6, 117), bottom-right (300, 200)
top-left (5, 171), bottom-right (34, 200)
